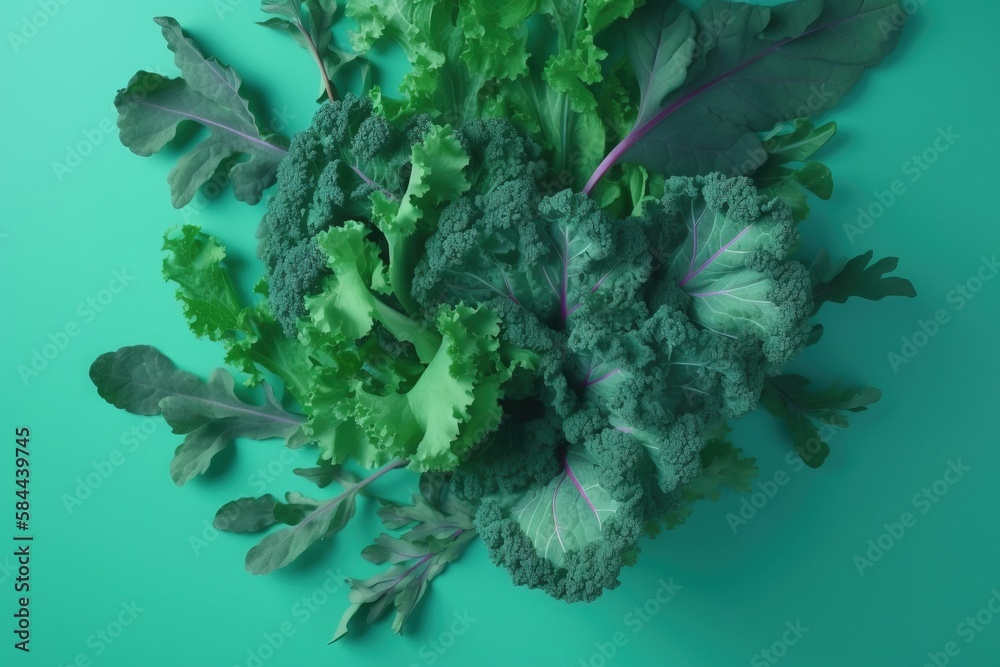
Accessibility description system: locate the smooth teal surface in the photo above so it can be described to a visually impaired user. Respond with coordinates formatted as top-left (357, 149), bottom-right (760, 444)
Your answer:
top-left (2, 1), bottom-right (999, 666)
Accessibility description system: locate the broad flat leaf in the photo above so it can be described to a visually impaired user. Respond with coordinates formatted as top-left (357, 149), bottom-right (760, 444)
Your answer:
top-left (811, 250), bottom-right (916, 313)
top-left (214, 495), bottom-right (279, 533)
top-left (115, 17), bottom-right (288, 207)
top-left (334, 473), bottom-right (476, 640)
top-left (89, 346), bottom-right (306, 485)
top-left (761, 374), bottom-right (881, 467)
top-left (510, 446), bottom-right (617, 568)
top-left (627, 5), bottom-right (697, 128)
top-left (586, 0), bottom-right (906, 192)
top-left (89, 344), bottom-right (200, 415)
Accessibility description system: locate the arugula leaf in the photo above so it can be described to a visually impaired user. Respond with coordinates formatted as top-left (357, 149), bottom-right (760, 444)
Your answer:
top-left (510, 445), bottom-right (618, 568)
top-left (89, 346), bottom-right (307, 485)
top-left (585, 0), bottom-right (907, 192)
top-left (245, 460), bottom-right (406, 574)
top-left (258, 0), bottom-right (363, 103)
top-left (115, 17), bottom-right (288, 207)
top-left (810, 249), bottom-right (917, 313)
top-left (293, 462), bottom-right (351, 489)
top-left (334, 474), bottom-right (476, 640)
top-left (761, 374), bottom-right (881, 467)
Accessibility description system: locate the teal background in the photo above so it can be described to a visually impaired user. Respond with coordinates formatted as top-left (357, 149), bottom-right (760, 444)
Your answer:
top-left (2, 1), bottom-right (999, 665)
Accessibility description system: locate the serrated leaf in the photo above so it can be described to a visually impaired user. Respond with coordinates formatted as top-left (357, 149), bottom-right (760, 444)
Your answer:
top-left (162, 225), bottom-right (314, 393)
top-left (811, 250), bottom-right (917, 314)
top-left (334, 474), bottom-right (476, 641)
top-left (115, 17), bottom-right (288, 207)
top-left (662, 426), bottom-right (758, 529)
top-left (761, 374), bottom-right (882, 467)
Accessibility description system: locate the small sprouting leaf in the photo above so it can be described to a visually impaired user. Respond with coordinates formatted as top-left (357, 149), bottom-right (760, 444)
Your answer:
top-left (294, 463), bottom-right (359, 489)
top-left (755, 119), bottom-right (837, 220)
top-left (115, 17), bottom-right (288, 207)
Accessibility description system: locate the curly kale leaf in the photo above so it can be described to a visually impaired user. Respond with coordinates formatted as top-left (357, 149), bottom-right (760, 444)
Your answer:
top-left (663, 173), bottom-right (814, 368)
top-left (258, 94), bottom-right (432, 336)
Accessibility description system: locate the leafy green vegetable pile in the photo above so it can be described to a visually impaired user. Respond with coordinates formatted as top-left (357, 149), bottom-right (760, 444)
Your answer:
top-left (93, 0), bottom-right (917, 640)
